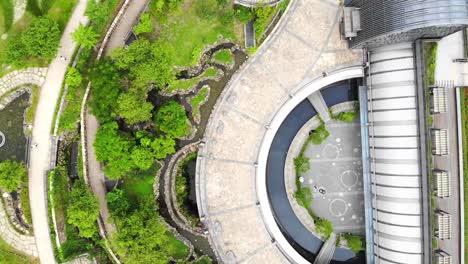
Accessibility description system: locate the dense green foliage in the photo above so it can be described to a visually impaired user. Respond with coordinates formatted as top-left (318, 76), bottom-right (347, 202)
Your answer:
top-left (4, 17), bottom-right (60, 66)
top-left (331, 110), bottom-right (357, 123)
top-left (308, 122), bottom-right (330, 145)
top-left (94, 122), bottom-right (135, 179)
top-left (150, 136), bottom-right (176, 159)
top-left (111, 39), bottom-right (175, 90)
top-left (315, 217), bottom-right (333, 239)
top-left (65, 67), bottom-right (82, 88)
top-left (155, 100), bottom-right (190, 138)
top-left (117, 92), bottom-right (154, 125)
top-left (108, 182), bottom-right (189, 263)
top-left (86, 0), bottom-right (119, 33)
top-left (342, 233), bottom-right (363, 253)
top-left (66, 180), bottom-right (99, 238)
top-left (0, 160), bottom-right (26, 192)
top-left (193, 255), bottom-right (213, 264)
top-left (72, 23), bottom-right (99, 48)
top-left (294, 155), bottom-right (310, 174)
top-left (294, 186), bottom-right (313, 209)
top-left (134, 13), bottom-right (153, 35)
top-left (89, 59), bottom-right (123, 121)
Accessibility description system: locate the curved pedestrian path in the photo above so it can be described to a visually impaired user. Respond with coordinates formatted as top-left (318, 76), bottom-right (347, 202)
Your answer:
top-left (28, 0), bottom-right (89, 263)
top-left (196, 0), bottom-right (362, 263)
top-left (0, 67), bottom-right (47, 109)
top-left (0, 198), bottom-right (37, 257)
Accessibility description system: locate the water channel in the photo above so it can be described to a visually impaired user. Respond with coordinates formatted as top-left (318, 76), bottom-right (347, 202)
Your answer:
top-left (0, 93), bottom-right (29, 162)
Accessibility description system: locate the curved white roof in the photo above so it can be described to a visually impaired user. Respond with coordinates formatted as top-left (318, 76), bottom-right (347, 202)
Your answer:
top-left (367, 42), bottom-right (424, 263)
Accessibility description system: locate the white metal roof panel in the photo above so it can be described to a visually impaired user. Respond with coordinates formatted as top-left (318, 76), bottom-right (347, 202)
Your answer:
top-left (369, 97), bottom-right (416, 110)
top-left (372, 162), bottom-right (420, 175)
top-left (377, 236), bottom-right (422, 254)
top-left (373, 185), bottom-right (421, 199)
top-left (370, 125), bottom-right (418, 136)
top-left (371, 148), bottom-right (419, 160)
top-left (370, 109), bottom-right (417, 122)
top-left (374, 221), bottom-right (421, 238)
top-left (375, 199), bottom-right (420, 214)
top-left (375, 247), bottom-right (422, 264)
top-left (372, 175), bottom-right (420, 187)
top-left (370, 137), bottom-right (418, 148)
top-left (375, 211), bottom-right (421, 227)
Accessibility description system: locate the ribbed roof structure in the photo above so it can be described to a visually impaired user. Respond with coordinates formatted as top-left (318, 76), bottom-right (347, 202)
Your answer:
top-left (367, 42), bottom-right (424, 264)
top-left (347, 0), bottom-right (468, 48)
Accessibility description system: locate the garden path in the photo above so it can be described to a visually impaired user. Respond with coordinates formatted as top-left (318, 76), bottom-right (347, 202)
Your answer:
top-left (28, 0), bottom-right (89, 263)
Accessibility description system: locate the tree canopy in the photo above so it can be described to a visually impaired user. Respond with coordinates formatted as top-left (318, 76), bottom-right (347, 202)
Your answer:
top-left (0, 160), bottom-right (26, 192)
top-left (66, 180), bottom-right (99, 238)
top-left (89, 59), bottom-right (123, 122)
top-left (150, 136), bottom-right (176, 159)
top-left (133, 13), bottom-right (153, 35)
top-left (154, 100), bottom-right (190, 138)
top-left (111, 39), bottom-right (175, 90)
top-left (72, 23), bottom-right (99, 48)
top-left (65, 67), bottom-right (82, 88)
top-left (94, 122), bottom-right (135, 179)
top-left (21, 17), bottom-right (60, 60)
top-left (117, 92), bottom-right (154, 125)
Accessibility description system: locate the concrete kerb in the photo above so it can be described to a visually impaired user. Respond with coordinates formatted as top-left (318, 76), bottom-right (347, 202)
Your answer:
top-left (255, 67), bottom-right (364, 264)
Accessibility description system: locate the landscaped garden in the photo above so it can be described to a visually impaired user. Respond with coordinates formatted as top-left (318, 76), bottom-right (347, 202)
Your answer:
top-left (461, 88), bottom-right (468, 262)
top-left (0, 0), bottom-right (78, 77)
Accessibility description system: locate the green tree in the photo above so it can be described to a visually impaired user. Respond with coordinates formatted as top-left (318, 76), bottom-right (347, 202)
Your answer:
top-left (94, 122), bottom-right (136, 179)
top-left (117, 92), bottom-right (154, 125)
top-left (111, 39), bottom-right (175, 90)
top-left (0, 160), bottom-right (26, 192)
top-left (131, 146), bottom-right (155, 170)
top-left (72, 23), bottom-right (99, 48)
top-left (21, 17), bottom-right (60, 60)
top-left (134, 13), bottom-right (153, 35)
top-left (89, 59), bottom-right (123, 122)
top-left (66, 180), bottom-right (99, 238)
top-left (154, 101), bottom-right (190, 138)
top-left (234, 5), bottom-right (254, 23)
top-left (86, 0), bottom-right (111, 30)
top-left (106, 188), bottom-right (130, 217)
top-left (65, 67), bottom-right (82, 88)
top-left (150, 136), bottom-right (176, 159)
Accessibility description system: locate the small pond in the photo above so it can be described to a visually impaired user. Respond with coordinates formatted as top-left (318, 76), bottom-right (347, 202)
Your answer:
top-left (0, 93), bottom-right (29, 162)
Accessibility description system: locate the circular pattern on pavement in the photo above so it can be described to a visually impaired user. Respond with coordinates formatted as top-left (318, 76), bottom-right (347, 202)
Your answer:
top-left (329, 198), bottom-right (348, 217)
top-left (322, 144), bottom-right (339, 159)
top-left (340, 170), bottom-right (358, 188)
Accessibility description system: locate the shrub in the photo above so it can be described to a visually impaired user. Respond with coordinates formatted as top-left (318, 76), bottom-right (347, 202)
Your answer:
top-left (342, 233), bottom-right (363, 253)
top-left (315, 218), bottom-right (333, 239)
top-left (72, 23), bottom-right (99, 48)
top-left (0, 160), bottom-right (26, 192)
top-left (154, 100), bottom-right (190, 138)
top-left (21, 17), bottom-right (60, 61)
top-left (294, 155), bottom-right (310, 175)
top-left (308, 123), bottom-right (330, 145)
top-left (234, 5), bottom-right (254, 23)
top-left (65, 67), bottom-right (82, 88)
top-left (294, 186), bottom-right (313, 209)
top-left (134, 13), bottom-right (153, 35)
top-left (66, 180), bottom-right (99, 238)
top-left (332, 111), bottom-right (356, 123)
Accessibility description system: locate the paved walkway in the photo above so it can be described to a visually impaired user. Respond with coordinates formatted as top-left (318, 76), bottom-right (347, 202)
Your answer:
top-left (0, 67), bottom-right (47, 109)
top-left (313, 233), bottom-right (336, 264)
top-left (197, 0), bottom-right (362, 262)
top-left (307, 92), bottom-right (331, 121)
top-left (82, 0), bottom-right (150, 239)
top-left (0, 199), bottom-right (37, 257)
top-left (28, 0), bottom-right (88, 263)
top-left (85, 113), bottom-right (116, 234)
top-left (103, 0), bottom-right (149, 53)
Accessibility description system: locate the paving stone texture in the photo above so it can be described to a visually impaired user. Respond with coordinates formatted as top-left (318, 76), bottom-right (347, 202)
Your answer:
top-left (0, 198), bottom-right (37, 257)
top-left (0, 68), bottom-right (47, 109)
top-left (197, 0), bottom-right (363, 262)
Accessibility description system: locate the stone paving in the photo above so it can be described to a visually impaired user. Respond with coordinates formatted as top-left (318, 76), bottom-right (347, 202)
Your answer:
top-left (197, 0), bottom-right (363, 262)
top-left (0, 68), bottom-right (47, 110)
top-left (0, 199), bottom-right (37, 257)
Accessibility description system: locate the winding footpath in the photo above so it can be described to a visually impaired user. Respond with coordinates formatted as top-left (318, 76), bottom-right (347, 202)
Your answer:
top-left (28, 0), bottom-right (88, 263)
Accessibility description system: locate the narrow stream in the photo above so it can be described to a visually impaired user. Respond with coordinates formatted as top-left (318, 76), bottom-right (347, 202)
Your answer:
top-left (156, 44), bottom-right (247, 261)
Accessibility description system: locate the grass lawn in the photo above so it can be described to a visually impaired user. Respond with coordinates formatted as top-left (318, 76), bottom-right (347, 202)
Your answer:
top-left (0, 236), bottom-right (39, 264)
top-left (189, 86), bottom-right (209, 120)
top-left (213, 49), bottom-right (233, 64)
top-left (151, 0), bottom-right (241, 67)
top-left (166, 67), bottom-right (219, 93)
